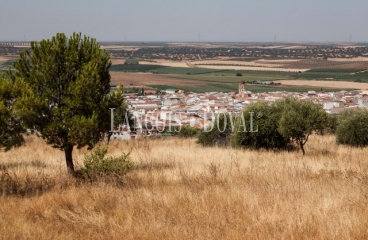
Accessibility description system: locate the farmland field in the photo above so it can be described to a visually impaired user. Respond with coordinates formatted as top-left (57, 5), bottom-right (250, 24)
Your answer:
top-left (306, 68), bottom-right (366, 73)
top-left (110, 65), bottom-right (357, 92)
top-left (276, 80), bottom-right (368, 89)
top-left (107, 54), bottom-right (368, 91)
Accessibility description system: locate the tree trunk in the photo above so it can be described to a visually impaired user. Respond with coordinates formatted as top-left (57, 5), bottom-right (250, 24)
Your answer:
top-left (299, 141), bottom-right (305, 155)
top-left (64, 145), bottom-right (75, 175)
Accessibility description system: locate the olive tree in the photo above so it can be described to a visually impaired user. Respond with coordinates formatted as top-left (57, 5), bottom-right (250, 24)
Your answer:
top-left (13, 33), bottom-right (125, 174)
top-left (278, 97), bottom-right (328, 155)
top-left (335, 109), bottom-right (368, 147)
top-left (231, 100), bottom-right (291, 150)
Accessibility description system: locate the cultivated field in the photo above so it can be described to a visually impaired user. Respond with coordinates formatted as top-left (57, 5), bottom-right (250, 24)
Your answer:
top-left (110, 70), bottom-right (354, 93)
top-left (1, 135), bottom-right (368, 239)
top-left (276, 80), bottom-right (368, 89)
top-left (192, 64), bottom-right (306, 72)
top-left (109, 72), bottom-right (199, 87)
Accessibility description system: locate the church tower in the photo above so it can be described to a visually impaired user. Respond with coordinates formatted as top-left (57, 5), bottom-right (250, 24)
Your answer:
top-left (239, 81), bottom-right (245, 98)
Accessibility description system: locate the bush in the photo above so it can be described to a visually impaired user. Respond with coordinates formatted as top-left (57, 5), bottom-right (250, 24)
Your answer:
top-left (197, 113), bottom-right (237, 147)
top-left (76, 144), bottom-right (134, 181)
top-left (336, 109), bottom-right (368, 147)
top-left (177, 125), bottom-right (199, 138)
top-left (231, 100), bottom-right (291, 150)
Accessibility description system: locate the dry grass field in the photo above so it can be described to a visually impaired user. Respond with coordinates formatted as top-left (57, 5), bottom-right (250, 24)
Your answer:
top-left (276, 80), bottom-right (368, 89)
top-left (0, 135), bottom-right (368, 239)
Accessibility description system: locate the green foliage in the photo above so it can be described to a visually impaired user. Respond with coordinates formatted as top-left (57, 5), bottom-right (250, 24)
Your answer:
top-left (77, 144), bottom-right (134, 181)
top-left (0, 75), bottom-right (27, 151)
top-left (177, 125), bottom-right (199, 138)
top-left (110, 64), bottom-right (164, 72)
top-left (325, 113), bottom-right (338, 134)
top-left (278, 97), bottom-right (329, 155)
top-left (231, 101), bottom-right (291, 150)
top-left (336, 109), bottom-right (368, 147)
top-left (229, 98), bottom-right (329, 154)
top-left (12, 32), bottom-right (127, 174)
top-left (108, 85), bottom-right (132, 130)
top-left (197, 113), bottom-right (237, 147)
top-left (124, 58), bottom-right (140, 65)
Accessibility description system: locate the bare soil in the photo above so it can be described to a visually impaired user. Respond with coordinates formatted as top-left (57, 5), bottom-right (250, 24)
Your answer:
top-left (276, 80), bottom-right (368, 89)
top-left (110, 72), bottom-right (200, 87)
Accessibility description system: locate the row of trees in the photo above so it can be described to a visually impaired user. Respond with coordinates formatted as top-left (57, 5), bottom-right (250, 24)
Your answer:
top-left (0, 33), bottom-right (128, 175)
top-left (198, 98), bottom-right (368, 154)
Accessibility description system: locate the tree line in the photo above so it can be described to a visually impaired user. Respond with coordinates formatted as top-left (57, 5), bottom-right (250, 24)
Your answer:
top-left (197, 98), bottom-right (368, 154)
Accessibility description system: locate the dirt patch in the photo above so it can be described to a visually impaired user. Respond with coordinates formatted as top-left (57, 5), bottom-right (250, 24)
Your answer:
top-left (275, 80), bottom-right (368, 89)
top-left (328, 57), bottom-right (368, 62)
top-left (0, 56), bottom-right (11, 61)
top-left (139, 61), bottom-right (190, 68)
top-left (110, 58), bottom-right (127, 65)
top-left (110, 72), bottom-right (201, 87)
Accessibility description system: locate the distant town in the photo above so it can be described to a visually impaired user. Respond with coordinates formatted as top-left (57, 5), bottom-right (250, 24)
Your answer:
top-left (111, 81), bottom-right (368, 140)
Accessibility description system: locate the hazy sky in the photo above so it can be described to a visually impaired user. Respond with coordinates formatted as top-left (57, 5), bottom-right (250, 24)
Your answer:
top-left (0, 0), bottom-right (367, 42)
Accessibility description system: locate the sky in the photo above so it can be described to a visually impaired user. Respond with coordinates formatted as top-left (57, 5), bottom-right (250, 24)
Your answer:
top-left (0, 0), bottom-right (367, 42)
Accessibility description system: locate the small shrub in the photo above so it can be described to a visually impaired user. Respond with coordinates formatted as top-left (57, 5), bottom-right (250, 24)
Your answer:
top-left (336, 109), bottom-right (368, 147)
top-left (76, 144), bottom-right (134, 181)
top-left (197, 113), bottom-right (236, 147)
top-left (177, 125), bottom-right (199, 138)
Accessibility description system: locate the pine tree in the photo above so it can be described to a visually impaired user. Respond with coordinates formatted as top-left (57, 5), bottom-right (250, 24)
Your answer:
top-left (13, 33), bottom-right (125, 175)
top-left (0, 75), bottom-right (26, 151)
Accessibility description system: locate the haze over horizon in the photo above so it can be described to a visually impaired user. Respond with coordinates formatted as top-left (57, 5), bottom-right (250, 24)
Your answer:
top-left (0, 0), bottom-right (367, 43)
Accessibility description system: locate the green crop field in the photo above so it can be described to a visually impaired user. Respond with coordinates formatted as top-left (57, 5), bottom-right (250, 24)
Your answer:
top-left (171, 72), bottom-right (292, 84)
top-left (340, 71), bottom-right (368, 82)
top-left (2, 60), bottom-right (14, 66)
top-left (109, 64), bottom-right (164, 72)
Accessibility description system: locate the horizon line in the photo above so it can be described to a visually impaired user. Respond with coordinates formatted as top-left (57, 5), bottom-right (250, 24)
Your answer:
top-left (1, 40), bottom-right (368, 45)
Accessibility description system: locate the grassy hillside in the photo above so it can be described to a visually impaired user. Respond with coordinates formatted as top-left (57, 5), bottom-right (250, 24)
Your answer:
top-left (0, 135), bottom-right (367, 239)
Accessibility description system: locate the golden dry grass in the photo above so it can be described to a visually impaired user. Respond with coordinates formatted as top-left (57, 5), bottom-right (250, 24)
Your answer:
top-left (0, 135), bottom-right (368, 239)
